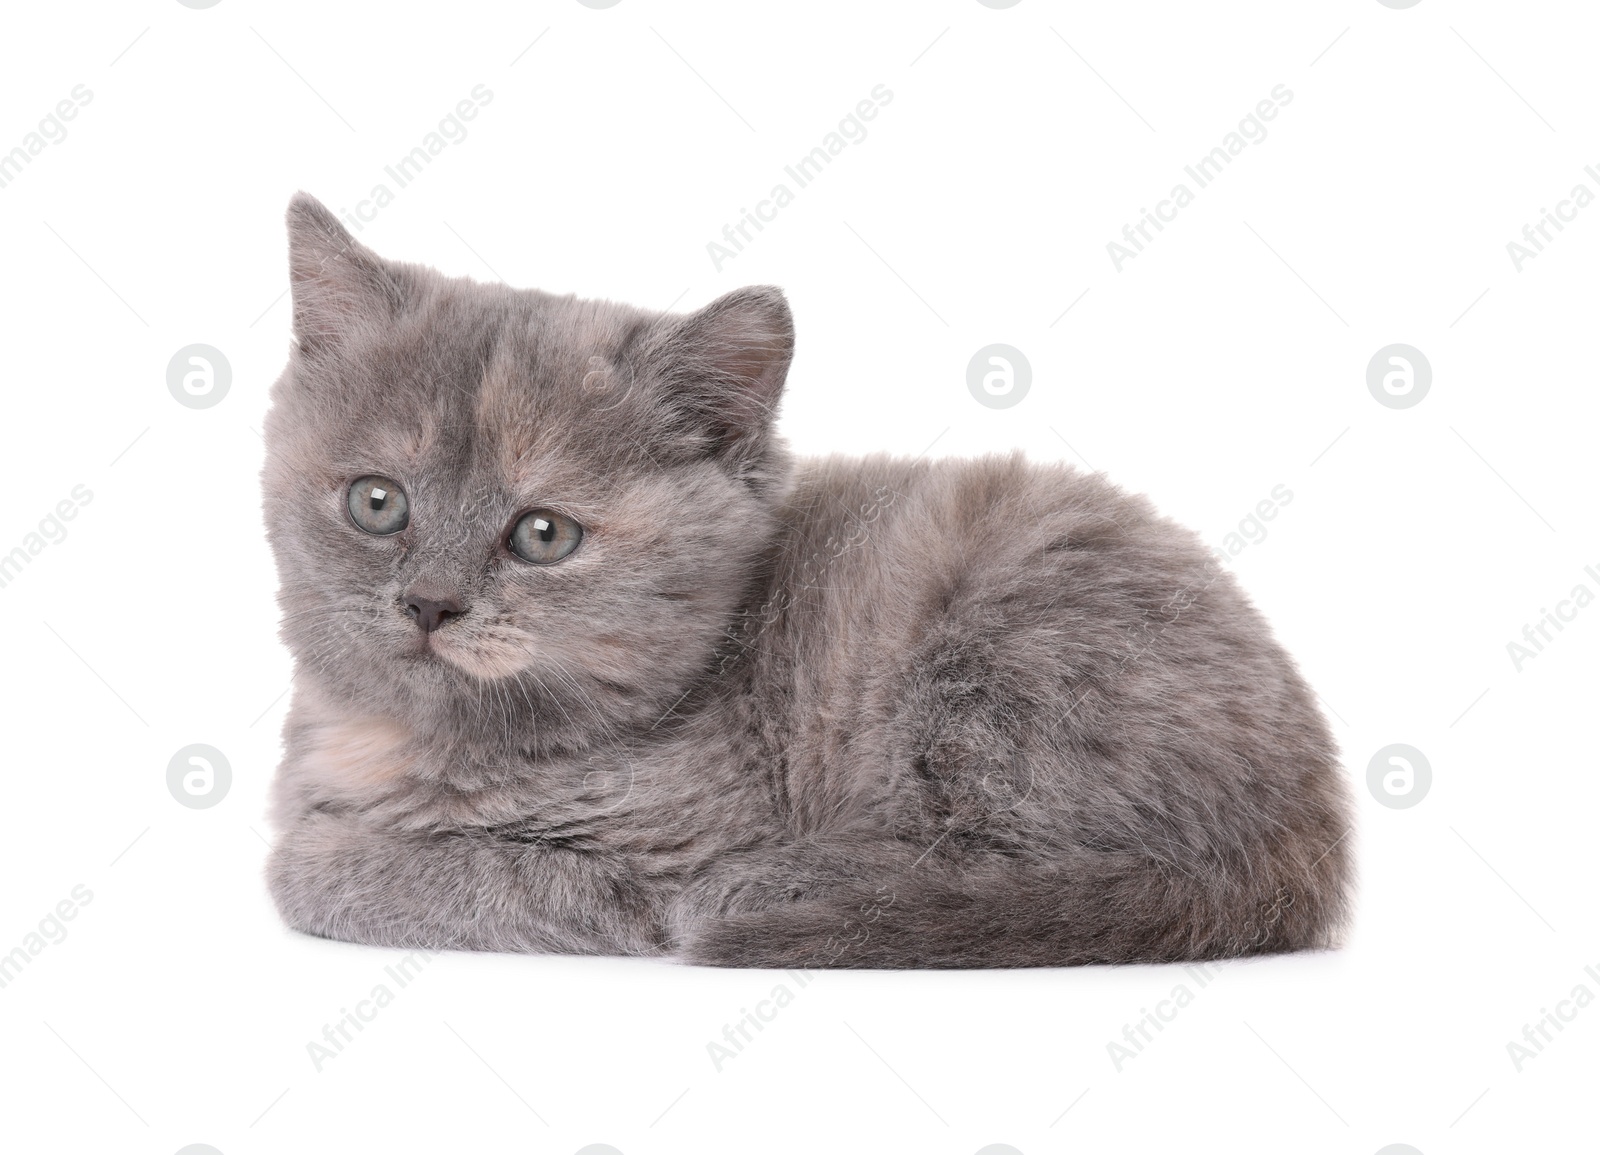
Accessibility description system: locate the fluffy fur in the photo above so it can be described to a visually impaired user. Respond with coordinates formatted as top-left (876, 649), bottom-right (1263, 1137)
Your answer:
top-left (263, 192), bottom-right (1354, 968)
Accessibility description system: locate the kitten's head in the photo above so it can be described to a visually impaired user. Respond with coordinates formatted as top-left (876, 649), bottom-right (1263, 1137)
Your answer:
top-left (263, 193), bottom-right (794, 749)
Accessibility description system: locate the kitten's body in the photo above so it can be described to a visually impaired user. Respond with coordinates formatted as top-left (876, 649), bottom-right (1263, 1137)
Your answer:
top-left (265, 194), bottom-right (1353, 967)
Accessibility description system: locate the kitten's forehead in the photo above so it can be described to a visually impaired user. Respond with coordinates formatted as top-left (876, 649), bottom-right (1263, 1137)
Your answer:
top-left (470, 295), bottom-right (653, 488)
top-left (332, 288), bottom-right (654, 503)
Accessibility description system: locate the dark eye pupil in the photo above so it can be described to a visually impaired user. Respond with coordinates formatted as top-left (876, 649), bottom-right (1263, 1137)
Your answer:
top-left (535, 519), bottom-right (554, 542)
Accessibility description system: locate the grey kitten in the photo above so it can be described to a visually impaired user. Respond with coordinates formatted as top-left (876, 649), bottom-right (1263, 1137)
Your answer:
top-left (263, 192), bottom-right (1353, 968)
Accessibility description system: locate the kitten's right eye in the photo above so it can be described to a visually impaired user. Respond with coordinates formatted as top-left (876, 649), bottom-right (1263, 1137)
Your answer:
top-left (347, 475), bottom-right (409, 535)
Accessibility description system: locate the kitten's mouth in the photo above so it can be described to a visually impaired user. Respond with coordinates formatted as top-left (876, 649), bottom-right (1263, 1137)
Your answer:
top-left (402, 628), bottom-right (456, 665)
top-left (409, 631), bottom-right (460, 664)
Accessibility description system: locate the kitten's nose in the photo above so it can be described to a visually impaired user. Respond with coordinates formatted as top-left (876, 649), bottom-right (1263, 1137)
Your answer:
top-left (404, 593), bottom-right (463, 634)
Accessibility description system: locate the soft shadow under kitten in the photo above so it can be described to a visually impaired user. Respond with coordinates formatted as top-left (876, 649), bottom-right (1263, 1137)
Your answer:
top-left (262, 192), bottom-right (1353, 968)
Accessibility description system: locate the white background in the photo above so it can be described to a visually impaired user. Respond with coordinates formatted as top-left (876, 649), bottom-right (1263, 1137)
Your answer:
top-left (0, 1), bottom-right (1596, 1153)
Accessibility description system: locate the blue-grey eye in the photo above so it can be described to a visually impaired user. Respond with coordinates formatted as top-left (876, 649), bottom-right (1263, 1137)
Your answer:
top-left (509, 508), bottom-right (582, 564)
top-left (347, 475), bottom-right (409, 535)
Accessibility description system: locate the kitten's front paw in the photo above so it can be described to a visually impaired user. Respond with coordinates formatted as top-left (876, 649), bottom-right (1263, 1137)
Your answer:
top-left (264, 813), bottom-right (343, 940)
top-left (265, 811), bottom-right (409, 946)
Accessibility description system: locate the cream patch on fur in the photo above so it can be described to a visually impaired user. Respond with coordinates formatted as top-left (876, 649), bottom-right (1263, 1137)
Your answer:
top-left (479, 356), bottom-right (550, 486)
top-left (300, 714), bottom-right (416, 792)
top-left (432, 630), bottom-right (532, 680)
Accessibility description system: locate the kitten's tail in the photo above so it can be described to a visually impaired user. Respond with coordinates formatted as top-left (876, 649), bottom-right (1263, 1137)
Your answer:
top-left (679, 844), bottom-right (1352, 969)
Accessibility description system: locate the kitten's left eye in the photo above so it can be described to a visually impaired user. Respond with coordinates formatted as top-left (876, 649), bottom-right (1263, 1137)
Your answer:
top-left (509, 508), bottom-right (583, 564)
top-left (347, 475), bottom-right (409, 535)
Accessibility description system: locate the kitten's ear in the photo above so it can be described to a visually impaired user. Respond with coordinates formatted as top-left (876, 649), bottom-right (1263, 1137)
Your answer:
top-left (285, 192), bottom-right (404, 351)
top-left (647, 286), bottom-right (794, 449)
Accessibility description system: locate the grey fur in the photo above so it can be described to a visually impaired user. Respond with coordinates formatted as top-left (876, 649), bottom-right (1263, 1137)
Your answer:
top-left (263, 192), bottom-right (1354, 968)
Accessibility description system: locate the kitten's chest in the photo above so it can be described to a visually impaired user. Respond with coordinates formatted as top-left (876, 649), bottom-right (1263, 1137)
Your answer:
top-left (279, 700), bottom-right (566, 827)
top-left (277, 698), bottom-right (721, 843)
